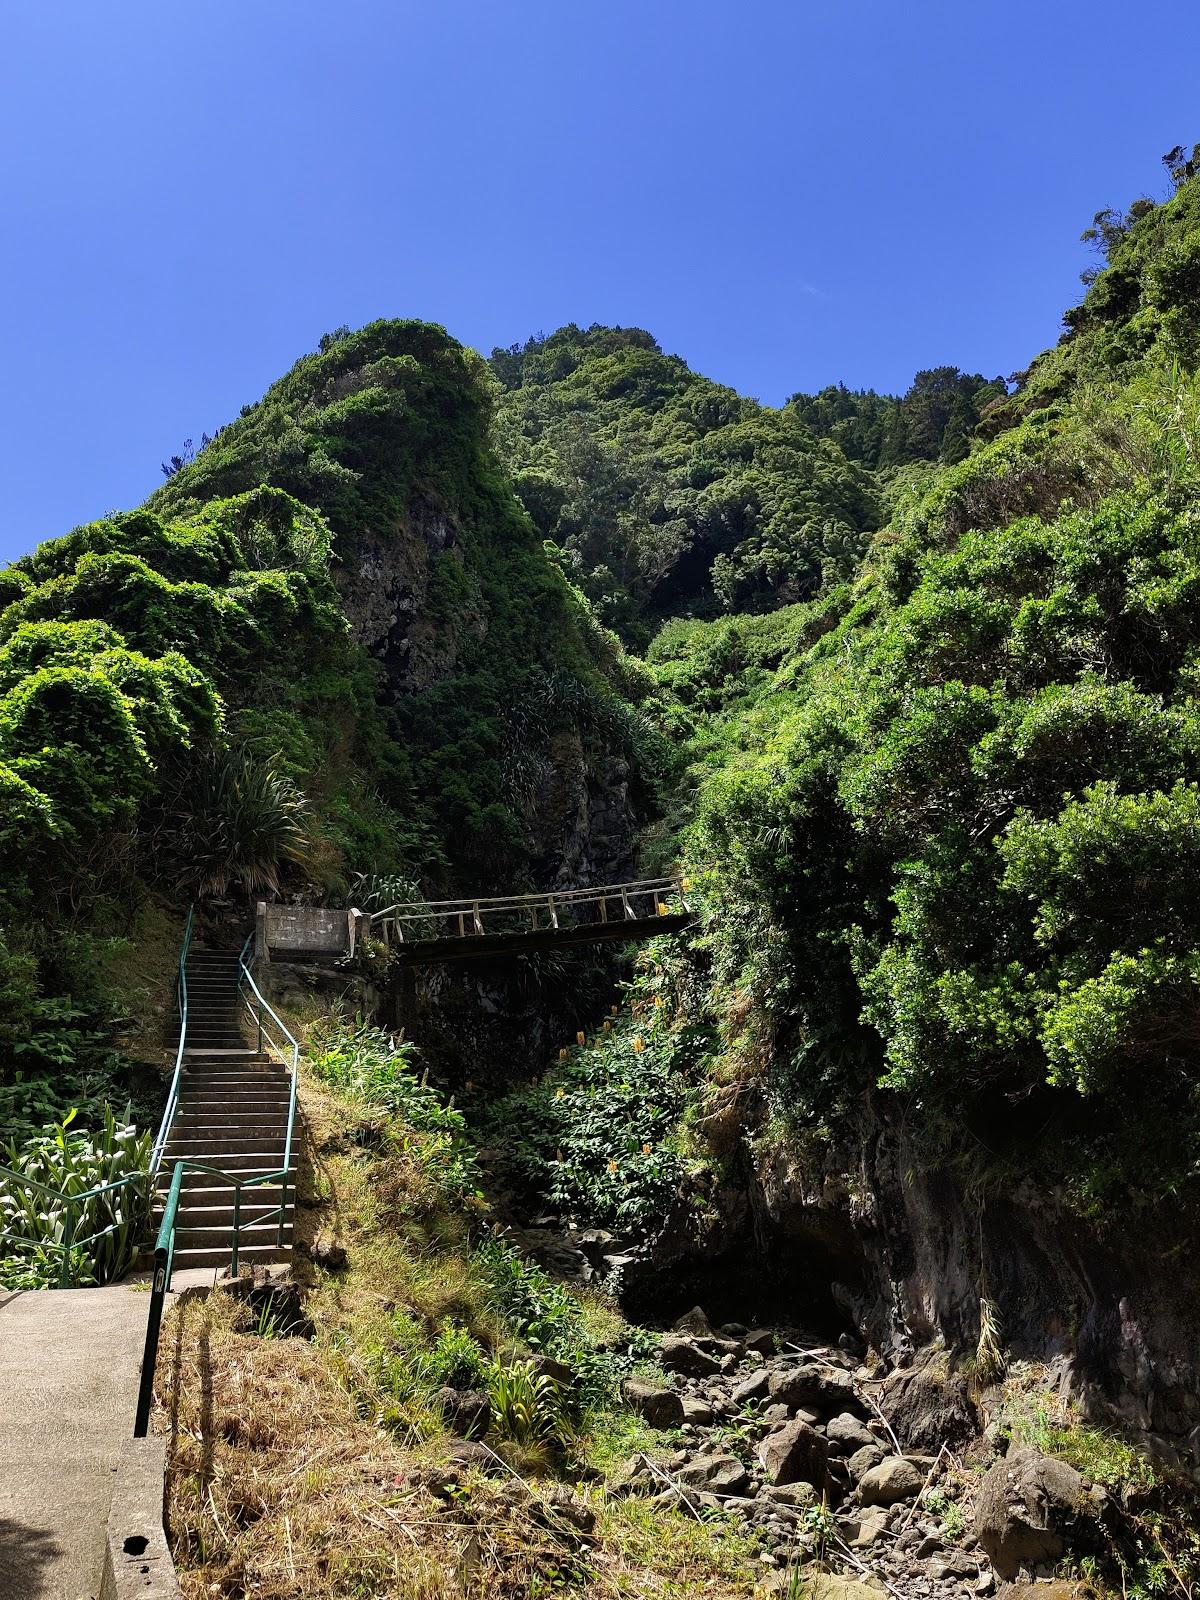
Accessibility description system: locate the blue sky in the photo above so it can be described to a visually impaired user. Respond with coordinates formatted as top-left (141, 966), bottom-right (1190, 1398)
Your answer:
top-left (2, 0), bottom-right (1198, 560)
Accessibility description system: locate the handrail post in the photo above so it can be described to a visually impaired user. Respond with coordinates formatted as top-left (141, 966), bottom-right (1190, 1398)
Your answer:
top-left (256, 1000), bottom-right (264, 1055)
top-left (133, 1243), bottom-right (168, 1437)
top-left (231, 1185), bottom-right (241, 1276)
top-left (59, 1202), bottom-right (75, 1288)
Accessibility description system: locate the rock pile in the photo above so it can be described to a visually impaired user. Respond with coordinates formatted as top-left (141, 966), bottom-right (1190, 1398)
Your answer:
top-left (609, 1307), bottom-right (1109, 1597)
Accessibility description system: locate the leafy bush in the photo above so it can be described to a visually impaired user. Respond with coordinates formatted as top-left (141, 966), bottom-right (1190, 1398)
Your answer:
top-left (176, 747), bottom-right (317, 897)
top-left (0, 1106), bottom-right (152, 1288)
top-left (487, 1358), bottom-right (573, 1448)
top-left (481, 958), bottom-right (707, 1229)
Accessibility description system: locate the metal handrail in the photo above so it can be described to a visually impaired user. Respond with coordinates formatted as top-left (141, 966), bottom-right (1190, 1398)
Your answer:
top-left (369, 874), bottom-right (683, 923)
top-left (133, 1149), bottom-right (297, 1435)
top-left (150, 904), bottom-right (194, 1175)
top-left (236, 936), bottom-right (299, 1247)
top-left (0, 1166), bottom-right (150, 1288)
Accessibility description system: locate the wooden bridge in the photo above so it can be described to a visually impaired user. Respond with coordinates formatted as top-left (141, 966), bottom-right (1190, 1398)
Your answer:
top-left (368, 875), bottom-right (694, 962)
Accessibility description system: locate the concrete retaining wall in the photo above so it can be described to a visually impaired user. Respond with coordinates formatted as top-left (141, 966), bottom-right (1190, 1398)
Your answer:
top-left (255, 901), bottom-right (367, 961)
top-left (99, 1437), bottom-right (181, 1600)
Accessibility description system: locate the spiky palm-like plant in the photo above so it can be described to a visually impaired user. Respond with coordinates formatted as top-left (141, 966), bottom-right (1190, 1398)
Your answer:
top-left (179, 748), bottom-right (316, 898)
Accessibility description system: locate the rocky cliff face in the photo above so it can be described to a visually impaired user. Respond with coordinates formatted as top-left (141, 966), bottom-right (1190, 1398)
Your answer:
top-left (623, 1096), bottom-right (1200, 1472)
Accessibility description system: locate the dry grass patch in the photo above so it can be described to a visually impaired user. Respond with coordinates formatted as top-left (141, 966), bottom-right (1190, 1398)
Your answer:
top-left (158, 1288), bottom-right (756, 1600)
top-left (155, 1062), bottom-right (759, 1598)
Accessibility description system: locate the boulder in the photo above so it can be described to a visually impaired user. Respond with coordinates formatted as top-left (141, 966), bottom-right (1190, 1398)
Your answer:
top-left (659, 1334), bottom-right (722, 1377)
top-left (530, 1354), bottom-right (574, 1387)
top-left (841, 1506), bottom-right (890, 1548)
top-left (434, 1387), bottom-right (490, 1439)
top-left (673, 1306), bottom-right (714, 1338)
top-left (745, 1327), bottom-right (778, 1355)
top-left (974, 1445), bottom-right (1105, 1580)
top-left (675, 1453), bottom-right (751, 1496)
top-left (881, 1351), bottom-right (975, 1452)
top-left (825, 1412), bottom-right (876, 1453)
top-left (540, 1483), bottom-right (596, 1533)
top-left (732, 1368), bottom-right (771, 1406)
top-left (761, 1481), bottom-right (818, 1509)
top-left (858, 1455), bottom-right (924, 1506)
top-left (768, 1364), bottom-right (865, 1418)
top-left (792, 1578), bottom-right (890, 1600)
top-left (307, 1235), bottom-right (348, 1271)
top-left (759, 1419), bottom-right (829, 1488)
top-left (622, 1376), bottom-right (684, 1429)
top-left (846, 1443), bottom-right (885, 1481)
top-left (681, 1396), bottom-right (714, 1425)
top-left (609, 1455), bottom-right (654, 1497)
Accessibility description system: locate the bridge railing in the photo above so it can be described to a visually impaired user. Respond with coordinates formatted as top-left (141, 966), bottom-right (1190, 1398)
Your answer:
top-left (368, 874), bottom-right (688, 946)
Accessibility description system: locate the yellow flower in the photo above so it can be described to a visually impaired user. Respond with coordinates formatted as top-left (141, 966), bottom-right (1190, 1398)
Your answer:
top-left (633, 1037), bottom-right (644, 1053)
top-left (607, 1159), bottom-right (618, 1174)
top-left (642, 1143), bottom-right (651, 1154)
top-left (558, 1048), bottom-right (568, 1061)
top-left (576, 1030), bottom-right (585, 1046)
top-left (555, 1086), bottom-right (565, 1100)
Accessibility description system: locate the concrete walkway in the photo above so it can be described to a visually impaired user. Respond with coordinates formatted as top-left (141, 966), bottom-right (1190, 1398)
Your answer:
top-left (0, 1281), bottom-right (152, 1600)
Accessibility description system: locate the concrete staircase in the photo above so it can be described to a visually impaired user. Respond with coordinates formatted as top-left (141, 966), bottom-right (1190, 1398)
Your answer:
top-left (154, 948), bottom-right (295, 1271)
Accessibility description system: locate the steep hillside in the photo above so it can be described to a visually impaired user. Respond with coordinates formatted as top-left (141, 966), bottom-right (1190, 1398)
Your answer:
top-left (0, 322), bottom-right (655, 1136)
top-left (489, 325), bottom-right (879, 644)
top-left (614, 160), bottom-right (1200, 1440)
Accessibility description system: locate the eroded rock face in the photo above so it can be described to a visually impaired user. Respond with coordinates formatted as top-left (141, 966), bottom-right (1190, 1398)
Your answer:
top-left (974, 1445), bottom-right (1105, 1580)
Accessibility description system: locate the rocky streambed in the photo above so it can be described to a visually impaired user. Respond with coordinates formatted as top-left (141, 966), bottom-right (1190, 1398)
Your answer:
top-left (604, 1306), bottom-right (1115, 1599)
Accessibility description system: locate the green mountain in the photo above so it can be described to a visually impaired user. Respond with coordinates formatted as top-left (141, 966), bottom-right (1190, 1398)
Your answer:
top-left (489, 324), bottom-right (879, 645)
top-left (651, 157), bottom-right (1200, 1212)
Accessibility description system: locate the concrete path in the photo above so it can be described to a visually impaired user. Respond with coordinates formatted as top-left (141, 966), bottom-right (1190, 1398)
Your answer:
top-left (0, 1281), bottom-right (152, 1600)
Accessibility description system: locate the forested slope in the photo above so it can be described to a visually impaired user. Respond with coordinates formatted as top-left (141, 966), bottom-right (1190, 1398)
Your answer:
top-left (654, 158), bottom-right (1200, 1218)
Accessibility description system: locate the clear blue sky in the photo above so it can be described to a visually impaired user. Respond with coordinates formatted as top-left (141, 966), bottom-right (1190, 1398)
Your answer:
top-left (2, 0), bottom-right (1198, 560)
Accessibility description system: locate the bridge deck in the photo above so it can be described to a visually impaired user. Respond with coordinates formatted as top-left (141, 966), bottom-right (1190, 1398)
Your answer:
top-left (387, 910), bottom-right (694, 964)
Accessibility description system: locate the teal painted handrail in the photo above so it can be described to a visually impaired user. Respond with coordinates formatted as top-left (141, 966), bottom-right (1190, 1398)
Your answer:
top-left (134, 1149), bottom-right (296, 1436)
top-left (150, 904), bottom-right (194, 1175)
top-left (235, 937), bottom-right (299, 1248)
top-left (134, 932), bottom-right (302, 1436)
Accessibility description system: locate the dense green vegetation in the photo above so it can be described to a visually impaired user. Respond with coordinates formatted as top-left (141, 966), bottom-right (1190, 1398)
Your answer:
top-left (642, 162), bottom-right (1200, 1211)
top-left (0, 324), bottom-right (646, 1145)
top-left (7, 154), bottom-right (1200, 1255)
top-left (490, 324), bottom-right (879, 643)
top-left (789, 366), bottom-right (1008, 471)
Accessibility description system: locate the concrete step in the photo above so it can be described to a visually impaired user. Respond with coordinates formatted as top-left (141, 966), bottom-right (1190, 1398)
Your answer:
top-left (177, 1093), bottom-right (291, 1107)
top-left (176, 1222), bottom-right (289, 1246)
top-left (166, 1202), bottom-right (283, 1227)
top-left (157, 1177), bottom-right (292, 1200)
top-left (171, 1243), bottom-right (291, 1269)
top-left (174, 1112), bottom-right (289, 1126)
top-left (162, 1158), bottom-right (294, 1184)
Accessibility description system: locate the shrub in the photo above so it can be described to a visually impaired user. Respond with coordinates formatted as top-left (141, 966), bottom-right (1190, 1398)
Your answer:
top-left (307, 1016), bottom-right (481, 1197)
top-left (176, 747), bottom-right (316, 897)
top-left (0, 1105), bottom-right (152, 1288)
